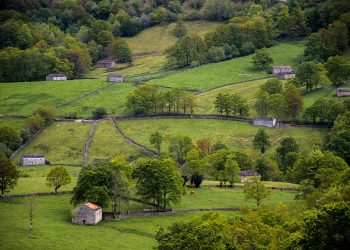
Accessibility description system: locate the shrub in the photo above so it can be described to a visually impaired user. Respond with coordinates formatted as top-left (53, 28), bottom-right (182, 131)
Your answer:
top-left (92, 107), bottom-right (107, 119)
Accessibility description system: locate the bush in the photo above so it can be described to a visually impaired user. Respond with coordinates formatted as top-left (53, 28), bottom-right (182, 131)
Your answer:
top-left (206, 46), bottom-right (226, 63)
top-left (92, 107), bottom-right (107, 119)
top-left (240, 42), bottom-right (256, 55)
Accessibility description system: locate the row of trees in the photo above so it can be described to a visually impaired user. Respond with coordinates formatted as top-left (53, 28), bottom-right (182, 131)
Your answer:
top-left (126, 84), bottom-right (196, 115)
top-left (214, 93), bottom-right (249, 116)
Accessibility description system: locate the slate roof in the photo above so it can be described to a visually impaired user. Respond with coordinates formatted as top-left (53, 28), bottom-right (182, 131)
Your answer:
top-left (253, 117), bottom-right (275, 121)
top-left (272, 66), bottom-right (294, 74)
top-left (21, 154), bottom-right (45, 158)
top-left (337, 88), bottom-right (350, 92)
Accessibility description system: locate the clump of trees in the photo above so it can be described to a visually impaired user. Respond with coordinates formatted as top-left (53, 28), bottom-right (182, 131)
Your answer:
top-left (0, 156), bottom-right (20, 197)
top-left (126, 84), bottom-right (196, 116)
top-left (214, 93), bottom-right (249, 117)
top-left (252, 48), bottom-right (273, 72)
top-left (26, 107), bottom-right (56, 134)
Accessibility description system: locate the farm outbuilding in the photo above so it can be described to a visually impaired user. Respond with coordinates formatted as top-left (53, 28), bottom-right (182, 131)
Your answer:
top-left (252, 117), bottom-right (277, 128)
top-left (240, 170), bottom-right (260, 183)
top-left (72, 203), bottom-right (102, 225)
top-left (21, 154), bottom-right (45, 166)
top-left (272, 66), bottom-right (295, 80)
top-left (95, 60), bottom-right (116, 68)
top-left (337, 88), bottom-right (350, 97)
top-left (46, 74), bottom-right (67, 81)
top-left (107, 74), bottom-right (124, 82)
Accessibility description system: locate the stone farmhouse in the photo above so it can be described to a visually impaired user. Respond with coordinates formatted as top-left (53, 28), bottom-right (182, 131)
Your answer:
top-left (21, 154), bottom-right (45, 166)
top-left (337, 88), bottom-right (350, 97)
top-left (94, 60), bottom-right (116, 68)
top-left (240, 170), bottom-right (260, 183)
top-left (46, 73), bottom-right (67, 81)
top-left (272, 66), bottom-right (295, 80)
top-left (252, 117), bottom-right (277, 128)
top-left (107, 74), bottom-right (124, 82)
top-left (72, 203), bottom-right (103, 225)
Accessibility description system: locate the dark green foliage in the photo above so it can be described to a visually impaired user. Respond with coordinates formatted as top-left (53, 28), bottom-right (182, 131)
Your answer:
top-left (283, 85), bottom-right (304, 120)
top-left (0, 156), bottom-right (20, 196)
top-left (260, 79), bottom-right (283, 95)
top-left (149, 131), bottom-right (163, 154)
top-left (294, 61), bottom-right (330, 91)
top-left (0, 125), bottom-right (22, 151)
top-left (110, 37), bottom-right (132, 63)
top-left (325, 56), bottom-right (350, 84)
top-left (33, 107), bottom-right (55, 126)
top-left (252, 48), bottom-right (273, 72)
top-left (253, 129), bottom-right (271, 154)
top-left (168, 135), bottom-right (194, 165)
top-left (276, 137), bottom-right (299, 173)
top-left (92, 107), bottom-right (107, 119)
top-left (214, 93), bottom-right (249, 117)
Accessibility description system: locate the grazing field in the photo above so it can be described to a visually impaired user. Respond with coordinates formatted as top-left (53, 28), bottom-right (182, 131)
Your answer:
top-left (195, 79), bottom-right (267, 116)
top-left (201, 180), bottom-right (300, 189)
top-left (13, 122), bottom-right (92, 165)
top-left (0, 79), bottom-right (108, 116)
top-left (0, 187), bottom-right (297, 249)
top-left (88, 120), bottom-right (149, 163)
top-left (147, 41), bottom-right (305, 90)
top-left (0, 118), bottom-right (25, 129)
top-left (125, 21), bottom-right (221, 54)
top-left (118, 118), bottom-right (327, 157)
top-left (9, 166), bottom-right (81, 195)
top-left (56, 83), bottom-right (136, 118)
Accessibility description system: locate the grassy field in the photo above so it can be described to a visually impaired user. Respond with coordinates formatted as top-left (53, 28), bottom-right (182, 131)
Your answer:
top-left (13, 122), bottom-right (92, 165)
top-left (9, 166), bottom-right (81, 195)
top-left (125, 21), bottom-right (221, 54)
top-left (147, 41), bottom-right (305, 90)
top-left (56, 83), bottom-right (136, 118)
top-left (88, 120), bottom-right (149, 162)
top-left (195, 79), bottom-right (267, 116)
top-left (0, 79), bottom-right (108, 116)
top-left (118, 118), bottom-right (326, 157)
top-left (201, 180), bottom-right (299, 189)
top-left (0, 118), bottom-right (26, 129)
top-left (0, 187), bottom-right (297, 249)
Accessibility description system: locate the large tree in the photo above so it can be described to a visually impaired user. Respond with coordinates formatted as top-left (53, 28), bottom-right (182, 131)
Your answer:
top-left (284, 85), bottom-right (304, 120)
top-left (276, 137), bottom-right (299, 173)
top-left (0, 157), bottom-right (20, 197)
top-left (295, 61), bottom-right (330, 91)
top-left (253, 129), bottom-right (271, 154)
top-left (243, 176), bottom-right (271, 206)
top-left (46, 166), bottom-right (71, 193)
top-left (252, 48), bottom-right (273, 71)
top-left (325, 55), bottom-right (350, 85)
top-left (0, 125), bottom-right (22, 151)
top-left (149, 131), bottom-right (163, 155)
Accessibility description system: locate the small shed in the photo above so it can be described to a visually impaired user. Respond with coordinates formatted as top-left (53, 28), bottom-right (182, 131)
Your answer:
top-left (95, 60), bottom-right (116, 68)
top-left (272, 66), bottom-right (295, 80)
top-left (107, 74), bottom-right (124, 82)
top-left (21, 154), bottom-right (45, 166)
top-left (252, 117), bottom-right (277, 128)
top-left (337, 88), bottom-right (350, 97)
top-left (240, 170), bottom-right (260, 183)
top-left (46, 73), bottom-right (67, 81)
top-left (72, 202), bottom-right (102, 225)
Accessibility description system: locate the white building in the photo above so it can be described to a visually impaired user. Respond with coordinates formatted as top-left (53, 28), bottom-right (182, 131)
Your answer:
top-left (252, 117), bottom-right (277, 128)
top-left (46, 73), bottom-right (67, 81)
top-left (107, 74), bottom-right (124, 82)
top-left (72, 203), bottom-right (103, 225)
top-left (337, 88), bottom-right (350, 97)
top-left (272, 66), bottom-right (295, 80)
top-left (21, 154), bottom-right (45, 166)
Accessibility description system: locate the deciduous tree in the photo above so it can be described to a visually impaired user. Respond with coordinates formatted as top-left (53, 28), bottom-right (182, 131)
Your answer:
top-left (243, 176), bottom-right (271, 206)
top-left (46, 166), bottom-right (71, 193)
top-left (0, 157), bottom-right (20, 197)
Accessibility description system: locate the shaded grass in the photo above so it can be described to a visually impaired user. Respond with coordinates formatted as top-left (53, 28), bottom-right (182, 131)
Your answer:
top-left (89, 120), bottom-right (149, 163)
top-left (9, 166), bottom-right (81, 195)
top-left (125, 21), bottom-right (221, 54)
top-left (13, 122), bottom-right (92, 165)
top-left (0, 187), bottom-right (296, 249)
top-left (0, 79), bottom-right (108, 116)
top-left (118, 118), bottom-right (327, 158)
top-left (56, 83), bottom-right (136, 118)
top-left (0, 118), bottom-right (26, 129)
top-left (147, 41), bottom-right (305, 90)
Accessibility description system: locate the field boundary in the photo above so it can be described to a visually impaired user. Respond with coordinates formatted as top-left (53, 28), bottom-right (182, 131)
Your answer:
top-left (84, 121), bottom-right (98, 166)
top-left (112, 118), bottom-right (159, 157)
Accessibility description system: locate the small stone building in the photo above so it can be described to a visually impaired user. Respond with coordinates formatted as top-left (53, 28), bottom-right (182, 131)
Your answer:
top-left (107, 74), bottom-right (124, 82)
top-left (337, 88), bottom-right (350, 97)
top-left (72, 203), bottom-right (102, 225)
top-left (95, 60), bottom-right (116, 68)
top-left (240, 170), bottom-right (260, 183)
top-left (252, 117), bottom-right (277, 128)
top-left (21, 154), bottom-right (45, 166)
top-left (46, 73), bottom-right (67, 81)
top-left (272, 66), bottom-right (295, 80)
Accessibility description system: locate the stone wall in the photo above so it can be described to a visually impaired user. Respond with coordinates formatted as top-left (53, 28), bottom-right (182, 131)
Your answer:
top-left (72, 206), bottom-right (102, 225)
top-left (21, 157), bottom-right (45, 166)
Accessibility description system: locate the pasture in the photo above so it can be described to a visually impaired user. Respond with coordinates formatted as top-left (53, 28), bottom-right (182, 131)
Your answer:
top-left (118, 118), bottom-right (327, 157)
top-left (0, 187), bottom-right (297, 249)
top-left (0, 118), bottom-right (25, 129)
top-left (0, 79), bottom-right (108, 116)
top-left (88, 120), bottom-right (149, 162)
top-left (147, 41), bottom-right (305, 90)
top-left (13, 122), bottom-right (92, 165)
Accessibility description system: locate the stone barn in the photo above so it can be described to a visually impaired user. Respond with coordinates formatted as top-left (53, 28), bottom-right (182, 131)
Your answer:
top-left (252, 117), bottom-right (277, 128)
top-left (95, 60), bottom-right (116, 68)
top-left (337, 88), bottom-right (350, 97)
top-left (272, 66), bottom-right (295, 80)
top-left (21, 154), bottom-right (45, 166)
top-left (240, 170), bottom-right (260, 183)
top-left (46, 73), bottom-right (67, 81)
top-left (72, 203), bottom-right (102, 225)
top-left (107, 74), bottom-right (124, 82)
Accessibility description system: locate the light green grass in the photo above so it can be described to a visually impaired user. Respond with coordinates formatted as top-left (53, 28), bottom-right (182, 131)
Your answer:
top-left (125, 21), bottom-right (221, 54)
top-left (0, 118), bottom-right (26, 129)
top-left (0, 187), bottom-right (296, 249)
top-left (9, 166), bottom-right (81, 195)
top-left (195, 79), bottom-right (267, 116)
top-left (147, 41), bottom-right (305, 90)
top-left (118, 118), bottom-right (326, 158)
top-left (13, 122), bottom-right (92, 165)
top-left (89, 120), bottom-right (149, 163)
top-left (201, 180), bottom-right (299, 189)
top-left (0, 79), bottom-right (108, 116)
top-left (56, 83), bottom-right (136, 118)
